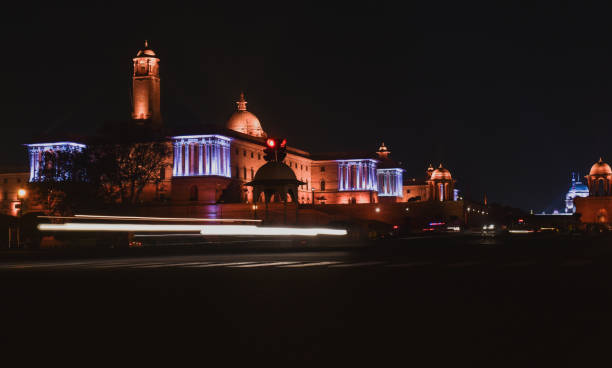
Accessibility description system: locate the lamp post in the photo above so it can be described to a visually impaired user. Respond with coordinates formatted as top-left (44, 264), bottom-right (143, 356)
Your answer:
top-left (17, 188), bottom-right (26, 248)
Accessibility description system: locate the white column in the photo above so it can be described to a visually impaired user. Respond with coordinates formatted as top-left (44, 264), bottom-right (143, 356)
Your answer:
top-left (35, 150), bottom-right (41, 180)
top-left (198, 141), bottom-right (203, 175)
top-left (28, 149), bottom-right (34, 182)
top-left (205, 141), bottom-right (211, 175)
top-left (184, 142), bottom-right (190, 176)
top-left (177, 142), bottom-right (183, 176)
top-left (173, 142), bottom-right (179, 176)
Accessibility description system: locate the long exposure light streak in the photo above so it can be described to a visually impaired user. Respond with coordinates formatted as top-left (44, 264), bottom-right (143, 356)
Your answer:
top-left (37, 223), bottom-right (348, 236)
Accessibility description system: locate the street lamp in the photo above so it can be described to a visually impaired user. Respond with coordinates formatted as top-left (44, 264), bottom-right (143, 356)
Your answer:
top-left (17, 188), bottom-right (26, 248)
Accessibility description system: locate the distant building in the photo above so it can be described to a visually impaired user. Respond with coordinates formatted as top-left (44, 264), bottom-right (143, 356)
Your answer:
top-left (574, 158), bottom-right (612, 223)
top-left (0, 169), bottom-right (29, 216)
top-left (565, 172), bottom-right (589, 213)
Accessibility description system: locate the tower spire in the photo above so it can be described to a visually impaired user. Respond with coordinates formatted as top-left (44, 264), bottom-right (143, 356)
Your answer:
top-left (236, 92), bottom-right (247, 111)
top-left (144, 40), bottom-right (148, 48)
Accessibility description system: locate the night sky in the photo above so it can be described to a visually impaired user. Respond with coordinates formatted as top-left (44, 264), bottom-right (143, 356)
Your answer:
top-left (2, 3), bottom-right (612, 211)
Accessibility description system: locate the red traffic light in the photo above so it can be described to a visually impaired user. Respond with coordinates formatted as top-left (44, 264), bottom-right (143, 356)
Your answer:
top-left (280, 139), bottom-right (287, 148)
top-left (266, 138), bottom-right (276, 148)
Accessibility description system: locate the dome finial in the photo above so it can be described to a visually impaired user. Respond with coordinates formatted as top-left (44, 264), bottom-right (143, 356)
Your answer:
top-left (144, 40), bottom-right (148, 48)
top-left (236, 92), bottom-right (247, 111)
top-left (439, 163), bottom-right (443, 169)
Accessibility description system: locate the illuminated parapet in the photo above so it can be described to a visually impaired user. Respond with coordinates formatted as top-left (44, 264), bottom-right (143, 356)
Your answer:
top-left (337, 159), bottom-right (378, 191)
top-left (26, 142), bottom-right (86, 182)
top-left (171, 135), bottom-right (232, 178)
top-left (377, 168), bottom-right (403, 197)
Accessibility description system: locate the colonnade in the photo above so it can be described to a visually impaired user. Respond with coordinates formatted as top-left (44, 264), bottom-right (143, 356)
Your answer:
top-left (377, 168), bottom-right (403, 197)
top-left (337, 160), bottom-right (377, 191)
top-left (172, 136), bottom-right (231, 178)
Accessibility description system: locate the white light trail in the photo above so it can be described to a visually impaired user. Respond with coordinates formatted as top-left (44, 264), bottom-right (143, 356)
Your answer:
top-left (199, 225), bottom-right (347, 236)
top-left (37, 223), bottom-right (347, 236)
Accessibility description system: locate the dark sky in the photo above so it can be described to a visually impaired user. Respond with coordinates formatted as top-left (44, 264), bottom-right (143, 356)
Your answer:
top-left (2, 3), bottom-right (612, 211)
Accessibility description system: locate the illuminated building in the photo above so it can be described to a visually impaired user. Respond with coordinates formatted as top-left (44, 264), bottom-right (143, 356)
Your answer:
top-left (26, 142), bottom-right (86, 182)
top-left (0, 169), bottom-right (29, 216)
top-left (573, 158), bottom-right (612, 223)
top-left (565, 173), bottom-right (589, 213)
top-left (21, 41), bottom-right (460, 212)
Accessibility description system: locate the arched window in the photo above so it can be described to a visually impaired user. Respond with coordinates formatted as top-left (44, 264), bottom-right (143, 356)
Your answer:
top-left (320, 180), bottom-right (326, 191)
top-left (599, 179), bottom-right (606, 196)
top-left (189, 185), bottom-right (198, 201)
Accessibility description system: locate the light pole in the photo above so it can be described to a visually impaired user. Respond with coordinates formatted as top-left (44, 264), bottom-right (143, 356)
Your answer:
top-left (17, 188), bottom-right (26, 248)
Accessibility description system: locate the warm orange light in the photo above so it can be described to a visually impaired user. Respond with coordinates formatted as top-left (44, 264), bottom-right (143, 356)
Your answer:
top-left (17, 189), bottom-right (26, 199)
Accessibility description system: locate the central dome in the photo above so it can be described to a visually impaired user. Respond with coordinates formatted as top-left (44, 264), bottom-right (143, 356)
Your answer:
top-left (431, 164), bottom-right (452, 180)
top-left (590, 158), bottom-right (612, 176)
top-left (226, 93), bottom-right (266, 138)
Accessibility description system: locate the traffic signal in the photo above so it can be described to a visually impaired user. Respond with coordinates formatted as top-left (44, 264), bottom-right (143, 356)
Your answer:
top-left (263, 138), bottom-right (277, 161)
top-left (262, 138), bottom-right (288, 162)
top-left (277, 139), bottom-right (287, 162)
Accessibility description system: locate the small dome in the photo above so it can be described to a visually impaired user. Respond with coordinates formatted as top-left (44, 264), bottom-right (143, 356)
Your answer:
top-left (253, 162), bottom-right (298, 182)
top-left (136, 40), bottom-right (157, 57)
top-left (590, 158), bottom-right (612, 176)
top-left (431, 164), bottom-right (452, 180)
top-left (226, 93), bottom-right (266, 137)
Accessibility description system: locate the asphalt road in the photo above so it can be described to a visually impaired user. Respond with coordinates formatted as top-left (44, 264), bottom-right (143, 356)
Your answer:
top-left (3, 235), bottom-right (612, 365)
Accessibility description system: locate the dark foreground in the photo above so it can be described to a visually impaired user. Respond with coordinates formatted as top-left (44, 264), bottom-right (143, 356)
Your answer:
top-left (2, 235), bottom-right (612, 365)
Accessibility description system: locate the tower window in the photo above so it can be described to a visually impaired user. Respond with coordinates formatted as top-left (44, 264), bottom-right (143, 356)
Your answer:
top-left (243, 167), bottom-right (247, 179)
top-left (251, 152), bottom-right (254, 158)
top-left (243, 150), bottom-right (246, 157)
top-left (320, 167), bottom-right (325, 172)
top-left (258, 153), bottom-right (261, 160)
top-left (320, 180), bottom-right (326, 191)
top-left (251, 168), bottom-right (254, 179)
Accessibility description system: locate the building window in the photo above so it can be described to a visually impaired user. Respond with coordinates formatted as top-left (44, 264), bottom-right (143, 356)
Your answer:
top-left (301, 164), bottom-right (303, 170)
top-left (243, 150), bottom-right (246, 157)
top-left (3, 178), bottom-right (7, 184)
top-left (235, 165), bottom-right (239, 178)
top-left (189, 185), bottom-right (198, 201)
top-left (258, 153), bottom-right (261, 160)
top-left (320, 180), bottom-right (326, 191)
top-left (16, 178), bottom-right (21, 183)
top-left (251, 152), bottom-right (254, 158)
top-left (243, 167), bottom-right (247, 179)
top-left (160, 167), bottom-right (166, 180)
top-left (235, 148), bottom-right (239, 155)
top-left (320, 167), bottom-right (325, 172)
top-left (251, 168), bottom-right (254, 179)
